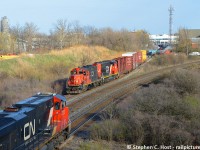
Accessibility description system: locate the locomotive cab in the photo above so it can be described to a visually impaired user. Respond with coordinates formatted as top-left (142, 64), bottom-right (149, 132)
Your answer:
top-left (52, 94), bottom-right (70, 135)
top-left (68, 68), bottom-right (90, 86)
top-left (66, 66), bottom-right (98, 94)
top-left (110, 60), bottom-right (118, 75)
top-left (67, 68), bottom-right (91, 93)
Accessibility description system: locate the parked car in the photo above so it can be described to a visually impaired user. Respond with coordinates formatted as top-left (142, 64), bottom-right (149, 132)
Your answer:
top-left (189, 52), bottom-right (200, 56)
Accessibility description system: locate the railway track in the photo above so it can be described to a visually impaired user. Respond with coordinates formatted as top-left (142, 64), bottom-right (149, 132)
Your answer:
top-left (56, 59), bottom-right (200, 149)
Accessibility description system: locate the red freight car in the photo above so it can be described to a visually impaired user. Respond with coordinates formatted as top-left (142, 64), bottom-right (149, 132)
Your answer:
top-left (124, 56), bottom-right (133, 73)
top-left (122, 52), bottom-right (137, 69)
top-left (115, 55), bottom-right (133, 74)
top-left (136, 51), bottom-right (143, 65)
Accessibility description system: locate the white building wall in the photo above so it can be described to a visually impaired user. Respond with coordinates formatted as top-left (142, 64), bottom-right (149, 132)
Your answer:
top-left (149, 34), bottom-right (177, 46)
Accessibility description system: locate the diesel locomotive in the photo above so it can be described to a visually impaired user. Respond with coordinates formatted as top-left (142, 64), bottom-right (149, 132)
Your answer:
top-left (0, 93), bottom-right (71, 150)
top-left (66, 60), bottom-right (119, 94)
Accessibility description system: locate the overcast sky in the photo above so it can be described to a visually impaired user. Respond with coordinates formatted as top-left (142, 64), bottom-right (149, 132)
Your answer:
top-left (1, 0), bottom-right (199, 34)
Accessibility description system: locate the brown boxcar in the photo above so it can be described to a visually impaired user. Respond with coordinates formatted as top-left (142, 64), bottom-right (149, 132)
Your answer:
top-left (122, 52), bottom-right (137, 69)
top-left (115, 56), bottom-right (133, 74)
top-left (124, 56), bottom-right (133, 73)
top-left (136, 51), bottom-right (143, 65)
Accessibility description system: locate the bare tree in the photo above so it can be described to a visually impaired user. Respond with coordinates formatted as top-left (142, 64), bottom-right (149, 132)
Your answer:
top-left (23, 22), bottom-right (39, 52)
top-left (10, 24), bottom-right (23, 53)
top-left (35, 33), bottom-right (50, 52)
top-left (133, 30), bottom-right (151, 50)
top-left (70, 21), bottom-right (85, 45)
top-left (176, 27), bottom-right (191, 55)
top-left (84, 26), bottom-right (102, 45)
top-left (53, 19), bottom-right (71, 49)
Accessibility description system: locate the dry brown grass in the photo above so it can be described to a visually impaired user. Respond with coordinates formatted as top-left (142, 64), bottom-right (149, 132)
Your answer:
top-left (50, 45), bottom-right (123, 62)
top-left (0, 45), bottom-right (125, 107)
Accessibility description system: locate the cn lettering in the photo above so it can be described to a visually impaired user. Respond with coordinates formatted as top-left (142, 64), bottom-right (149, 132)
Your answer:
top-left (24, 119), bottom-right (35, 140)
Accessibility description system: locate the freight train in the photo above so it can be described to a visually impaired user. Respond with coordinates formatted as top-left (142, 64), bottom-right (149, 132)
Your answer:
top-left (66, 50), bottom-right (147, 94)
top-left (0, 50), bottom-right (148, 150)
top-left (0, 93), bottom-right (71, 150)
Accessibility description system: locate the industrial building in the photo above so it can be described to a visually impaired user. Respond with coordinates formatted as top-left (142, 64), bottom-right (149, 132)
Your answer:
top-left (149, 34), bottom-right (177, 46)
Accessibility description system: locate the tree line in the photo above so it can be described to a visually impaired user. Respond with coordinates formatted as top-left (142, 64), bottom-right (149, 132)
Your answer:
top-left (0, 19), bottom-right (197, 54)
top-left (0, 19), bottom-right (152, 54)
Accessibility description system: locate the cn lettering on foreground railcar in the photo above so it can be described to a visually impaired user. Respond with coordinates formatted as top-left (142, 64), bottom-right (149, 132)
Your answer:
top-left (0, 93), bottom-right (70, 150)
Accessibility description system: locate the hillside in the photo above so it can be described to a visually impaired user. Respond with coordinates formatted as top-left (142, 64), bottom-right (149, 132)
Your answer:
top-left (0, 46), bottom-right (124, 107)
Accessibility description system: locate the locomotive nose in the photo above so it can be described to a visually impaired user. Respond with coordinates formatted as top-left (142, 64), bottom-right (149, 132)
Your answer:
top-left (68, 75), bottom-right (82, 86)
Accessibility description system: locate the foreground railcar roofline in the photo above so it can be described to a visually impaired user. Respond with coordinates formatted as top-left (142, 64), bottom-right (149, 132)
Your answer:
top-left (15, 92), bottom-right (67, 106)
top-left (0, 107), bottom-right (34, 137)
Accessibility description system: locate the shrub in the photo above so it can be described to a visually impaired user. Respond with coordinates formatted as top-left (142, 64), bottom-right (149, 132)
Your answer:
top-left (167, 69), bottom-right (200, 95)
top-left (89, 67), bottom-right (200, 145)
top-left (90, 120), bottom-right (120, 141)
top-left (150, 53), bottom-right (187, 66)
top-left (0, 77), bottom-right (51, 107)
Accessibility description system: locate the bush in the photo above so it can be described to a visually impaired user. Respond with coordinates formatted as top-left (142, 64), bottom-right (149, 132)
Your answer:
top-left (0, 77), bottom-right (51, 107)
top-left (89, 67), bottom-right (200, 145)
top-left (90, 120), bottom-right (121, 141)
top-left (150, 53), bottom-right (187, 66)
top-left (131, 84), bottom-right (186, 116)
top-left (167, 69), bottom-right (200, 95)
top-left (119, 111), bottom-right (144, 144)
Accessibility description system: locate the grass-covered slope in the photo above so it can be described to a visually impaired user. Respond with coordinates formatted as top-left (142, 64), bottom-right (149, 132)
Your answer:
top-left (0, 46), bottom-right (123, 107)
top-left (0, 46), bottom-right (122, 80)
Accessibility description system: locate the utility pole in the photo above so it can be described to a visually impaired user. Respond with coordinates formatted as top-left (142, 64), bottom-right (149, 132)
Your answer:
top-left (169, 5), bottom-right (174, 46)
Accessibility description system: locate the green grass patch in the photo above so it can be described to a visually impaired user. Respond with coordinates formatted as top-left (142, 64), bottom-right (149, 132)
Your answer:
top-left (184, 96), bottom-right (200, 108)
top-left (78, 141), bottom-right (110, 150)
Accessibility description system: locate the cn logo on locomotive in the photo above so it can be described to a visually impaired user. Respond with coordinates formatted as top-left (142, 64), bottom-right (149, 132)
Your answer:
top-left (24, 119), bottom-right (36, 141)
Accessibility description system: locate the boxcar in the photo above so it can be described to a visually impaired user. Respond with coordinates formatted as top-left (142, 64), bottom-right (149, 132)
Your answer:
top-left (135, 51), bottom-right (143, 65)
top-left (140, 50), bottom-right (147, 62)
top-left (122, 52), bottom-right (137, 69)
